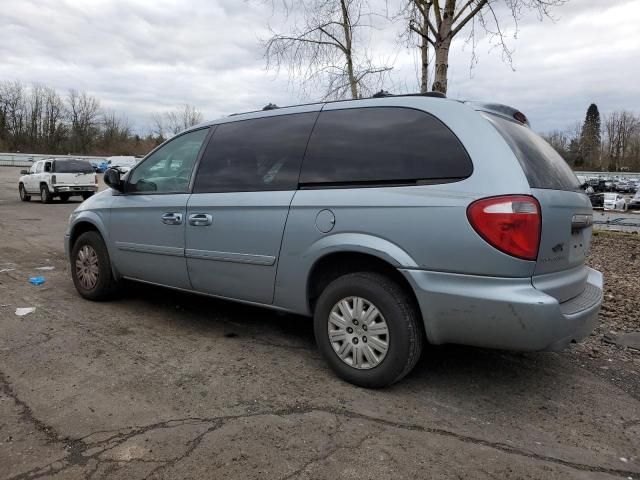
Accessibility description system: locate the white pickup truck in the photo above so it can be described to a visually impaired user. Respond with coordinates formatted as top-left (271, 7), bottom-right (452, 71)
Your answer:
top-left (18, 158), bottom-right (98, 203)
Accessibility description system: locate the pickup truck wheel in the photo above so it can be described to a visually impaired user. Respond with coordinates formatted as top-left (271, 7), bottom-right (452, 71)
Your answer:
top-left (40, 184), bottom-right (52, 204)
top-left (313, 272), bottom-right (423, 388)
top-left (82, 192), bottom-right (94, 200)
top-left (19, 184), bottom-right (31, 202)
top-left (59, 193), bottom-right (71, 202)
top-left (71, 231), bottom-right (119, 301)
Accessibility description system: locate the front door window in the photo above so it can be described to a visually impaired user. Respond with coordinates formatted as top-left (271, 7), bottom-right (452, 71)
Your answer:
top-left (127, 128), bottom-right (210, 194)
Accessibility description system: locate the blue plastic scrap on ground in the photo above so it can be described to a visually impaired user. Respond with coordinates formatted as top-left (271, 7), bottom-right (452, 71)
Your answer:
top-left (28, 276), bottom-right (46, 285)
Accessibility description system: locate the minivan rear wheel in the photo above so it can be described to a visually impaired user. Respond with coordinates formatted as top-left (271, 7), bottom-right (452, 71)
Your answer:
top-left (71, 231), bottom-right (119, 300)
top-left (313, 272), bottom-right (423, 388)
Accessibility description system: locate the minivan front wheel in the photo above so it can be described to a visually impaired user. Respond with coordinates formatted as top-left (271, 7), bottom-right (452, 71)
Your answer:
top-left (314, 272), bottom-right (423, 388)
top-left (71, 231), bottom-right (119, 300)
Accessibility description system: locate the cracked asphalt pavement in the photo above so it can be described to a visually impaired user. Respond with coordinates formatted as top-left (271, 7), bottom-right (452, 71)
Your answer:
top-left (0, 167), bottom-right (638, 479)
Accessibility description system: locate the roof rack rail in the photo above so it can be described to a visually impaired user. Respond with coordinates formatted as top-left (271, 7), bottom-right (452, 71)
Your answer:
top-left (228, 91), bottom-right (447, 118)
top-left (369, 91), bottom-right (447, 99)
top-left (372, 90), bottom-right (393, 98)
top-left (421, 92), bottom-right (446, 98)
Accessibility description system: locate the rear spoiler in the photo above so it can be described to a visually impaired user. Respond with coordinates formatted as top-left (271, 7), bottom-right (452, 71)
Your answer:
top-left (464, 101), bottom-right (530, 127)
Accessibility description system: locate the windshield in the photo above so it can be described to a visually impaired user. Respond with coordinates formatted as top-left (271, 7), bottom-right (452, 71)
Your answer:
top-left (53, 160), bottom-right (94, 173)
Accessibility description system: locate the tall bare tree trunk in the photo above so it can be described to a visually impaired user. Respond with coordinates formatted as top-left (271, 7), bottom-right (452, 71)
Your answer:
top-left (431, 0), bottom-right (454, 94)
top-left (432, 37), bottom-right (452, 94)
top-left (340, 0), bottom-right (359, 99)
top-left (419, 12), bottom-right (429, 93)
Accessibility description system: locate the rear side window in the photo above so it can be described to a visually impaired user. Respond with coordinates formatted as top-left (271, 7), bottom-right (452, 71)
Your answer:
top-left (299, 107), bottom-right (472, 186)
top-left (482, 113), bottom-right (580, 191)
top-left (194, 112), bottom-right (318, 193)
top-left (53, 160), bottom-right (94, 173)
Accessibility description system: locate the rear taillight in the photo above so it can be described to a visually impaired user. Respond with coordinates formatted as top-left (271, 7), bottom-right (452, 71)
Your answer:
top-left (51, 175), bottom-right (56, 185)
top-left (467, 195), bottom-right (541, 261)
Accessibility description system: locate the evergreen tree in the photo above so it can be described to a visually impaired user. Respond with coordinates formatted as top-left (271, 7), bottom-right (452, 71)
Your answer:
top-left (579, 104), bottom-right (601, 168)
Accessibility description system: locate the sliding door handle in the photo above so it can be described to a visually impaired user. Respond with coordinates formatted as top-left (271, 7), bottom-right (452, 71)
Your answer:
top-left (188, 213), bottom-right (213, 226)
top-left (161, 212), bottom-right (183, 225)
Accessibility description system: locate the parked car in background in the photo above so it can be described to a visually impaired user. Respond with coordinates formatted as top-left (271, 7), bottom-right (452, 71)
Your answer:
top-left (614, 180), bottom-right (634, 193)
top-left (18, 158), bottom-right (98, 203)
top-left (603, 193), bottom-right (627, 211)
top-left (589, 193), bottom-right (604, 208)
top-left (106, 156), bottom-right (137, 173)
top-left (65, 95), bottom-right (602, 388)
top-left (90, 160), bottom-right (109, 173)
top-left (587, 178), bottom-right (607, 192)
top-left (628, 190), bottom-right (640, 210)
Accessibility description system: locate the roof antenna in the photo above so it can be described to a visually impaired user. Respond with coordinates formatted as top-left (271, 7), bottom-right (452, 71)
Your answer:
top-left (263, 103), bottom-right (279, 110)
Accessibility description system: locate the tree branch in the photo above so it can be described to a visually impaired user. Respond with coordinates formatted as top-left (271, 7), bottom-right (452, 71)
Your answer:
top-left (452, 0), bottom-right (475, 24)
top-left (409, 22), bottom-right (435, 46)
top-left (451, 0), bottom-right (488, 37)
top-left (432, 0), bottom-right (442, 25)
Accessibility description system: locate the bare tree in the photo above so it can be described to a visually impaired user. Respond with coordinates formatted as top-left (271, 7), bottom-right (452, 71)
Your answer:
top-left (264, 0), bottom-right (392, 100)
top-left (0, 79), bottom-right (160, 156)
top-left (0, 81), bottom-right (27, 150)
top-left (604, 111), bottom-right (639, 171)
top-left (42, 86), bottom-right (66, 151)
top-left (151, 104), bottom-right (203, 139)
top-left (403, 0), bottom-right (567, 94)
top-left (399, 0), bottom-right (434, 93)
top-left (543, 129), bottom-right (570, 154)
top-left (27, 84), bottom-right (45, 149)
top-left (101, 110), bottom-right (132, 153)
top-left (67, 89), bottom-right (101, 153)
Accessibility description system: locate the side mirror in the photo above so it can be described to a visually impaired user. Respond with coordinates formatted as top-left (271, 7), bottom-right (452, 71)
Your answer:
top-left (20, 170), bottom-right (29, 175)
top-left (104, 168), bottom-right (124, 193)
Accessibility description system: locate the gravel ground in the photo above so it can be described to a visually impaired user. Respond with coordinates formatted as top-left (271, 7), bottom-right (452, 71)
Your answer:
top-left (566, 231), bottom-right (640, 398)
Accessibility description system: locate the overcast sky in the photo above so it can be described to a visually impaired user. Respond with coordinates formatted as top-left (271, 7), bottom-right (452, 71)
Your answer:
top-left (1, 0), bottom-right (638, 134)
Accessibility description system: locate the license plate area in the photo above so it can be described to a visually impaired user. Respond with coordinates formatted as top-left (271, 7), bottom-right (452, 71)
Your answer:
top-left (569, 229), bottom-right (590, 262)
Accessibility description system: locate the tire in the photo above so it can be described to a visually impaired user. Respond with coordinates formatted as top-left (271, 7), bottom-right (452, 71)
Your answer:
top-left (82, 192), bottom-right (94, 200)
top-left (19, 184), bottom-right (31, 202)
top-left (59, 193), bottom-right (71, 202)
top-left (40, 184), bottom-right (52, 204)
top-left (313, 272), bottom-right (423, 388)
top-left (70, 231), bottom-right (119, 301)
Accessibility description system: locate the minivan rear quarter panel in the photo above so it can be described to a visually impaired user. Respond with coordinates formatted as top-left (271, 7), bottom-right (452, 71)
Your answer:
top-left (274, 98), bottom-right (541, 315)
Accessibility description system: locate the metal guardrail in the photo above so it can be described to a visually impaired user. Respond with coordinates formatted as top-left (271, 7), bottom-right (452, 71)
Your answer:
top-left (0, 159), bottom-right (32, 167)
top-left (594, 216), bottom-right (640, 228)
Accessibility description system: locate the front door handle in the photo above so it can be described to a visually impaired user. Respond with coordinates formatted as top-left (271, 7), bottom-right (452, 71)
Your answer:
top-left (188, 213), bottom-right (213, 226)
top-left (161, 212), bottom-right (183, 225)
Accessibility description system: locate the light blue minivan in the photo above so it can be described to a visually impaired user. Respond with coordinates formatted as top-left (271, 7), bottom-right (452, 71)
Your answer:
top-left (66, 94), bottom-right (602, 387)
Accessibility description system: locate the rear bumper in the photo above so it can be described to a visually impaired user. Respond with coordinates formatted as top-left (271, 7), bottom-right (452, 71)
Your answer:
top-left (401, 267), bottom-right (602, 352)
top-left (54, 185), bottom-right (98, 193)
